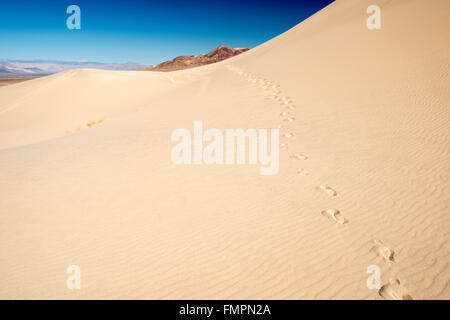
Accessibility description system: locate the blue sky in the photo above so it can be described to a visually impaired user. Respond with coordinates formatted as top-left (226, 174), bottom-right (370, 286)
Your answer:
top-left (0, 0), bottom-right (334, 65)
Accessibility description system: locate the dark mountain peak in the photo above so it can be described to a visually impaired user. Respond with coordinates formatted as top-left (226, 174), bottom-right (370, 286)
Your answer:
top-left (142, 45), bottom-right (250, 72)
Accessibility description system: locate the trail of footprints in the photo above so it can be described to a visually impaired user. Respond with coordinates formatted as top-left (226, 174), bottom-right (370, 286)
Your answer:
top-left (227, 65), bottom-right (411, 299)
top-left (370, 240), bottom-right (411, 300)
top-left (227, 64), bottom-right (345, 223)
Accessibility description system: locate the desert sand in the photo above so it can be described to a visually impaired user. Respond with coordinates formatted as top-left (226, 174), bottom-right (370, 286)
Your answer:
top-left (0, 0), bottom-right (449, 299)
top-left (0, 75), bottom-right (43, 88)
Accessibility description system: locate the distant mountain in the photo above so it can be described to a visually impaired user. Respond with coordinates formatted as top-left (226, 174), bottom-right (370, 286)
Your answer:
top-left (142, 45), bottom-right (250, 72)
top-left (0, 59), bottom-right (146, 75)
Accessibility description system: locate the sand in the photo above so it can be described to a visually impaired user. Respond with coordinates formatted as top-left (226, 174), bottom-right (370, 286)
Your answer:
top-left (0, 0), bottom-right (449, 299)
top-left (0, 76), bottom-right (43, 88)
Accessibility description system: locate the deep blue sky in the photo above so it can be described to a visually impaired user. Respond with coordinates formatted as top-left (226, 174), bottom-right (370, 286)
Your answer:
top-left (0, 0), bottom-right (334, 65)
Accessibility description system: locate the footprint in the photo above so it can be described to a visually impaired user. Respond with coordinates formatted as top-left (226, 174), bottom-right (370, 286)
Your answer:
top-left (271, 92), bottom-right (281, 99)
top-left (280, 102), bottom-right (294, 108)
top-left (283, 117), bottom-right (295, 122)
top-left (280, 97), bottom-right (293, 105)
top-left (372, 239), bottom-right (396, 263)
top-left (297, 168), bottom-right (309, 176)
top-left (379, 279), bottom-right (413, 300)
top-left (283, 133), bottom-right (294, 139)
top-left (316, 185), bottom-right (337, 196)
top-left (280, 111), bottom-right (290, 117)
top-left (97, 118), bottom-right (106, 125)
top-left (262, 83), bottom-right (274, 89)
top-left (321, 209), bottom-right (348, 224)
top-left (290, 153), bottom-right (308, 160)
top-left (68, 118), bottom-right (107, 134)
top-left (280, 143), bottom-right (288, 149)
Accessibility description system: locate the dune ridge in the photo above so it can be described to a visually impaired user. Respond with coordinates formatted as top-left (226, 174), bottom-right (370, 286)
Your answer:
top-left (0, 0), bottom-right (449, 299)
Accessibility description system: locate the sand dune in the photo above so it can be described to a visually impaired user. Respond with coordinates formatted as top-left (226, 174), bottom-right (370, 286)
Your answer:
top-left (0, 0), bottom-right (449, 299)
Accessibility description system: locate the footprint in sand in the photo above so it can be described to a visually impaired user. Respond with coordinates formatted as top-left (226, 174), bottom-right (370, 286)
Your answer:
top-left (283, 132), bottom-right (294, 139)
top-left (279, 97), bottom-right (293, 105)
top-left (280, 111), bottom-right (290, 117)
top-left (283, 117), bottom-right (295, 122)
top-left (86, 118), bottom-right (106, 128)
top-left (262, 83), bottom-right (275, 90)
top-left (290, 153), bottom-right (308, 160)
top-left (316, 185), bottom-right (337, 197)
top-left (372, 239), bottom-right (396, 263)
top-left (280, 143), bottom-right (288, 149)
top-left (279, 101), bottom-right (293, 108)
top-left (321, 209), bottom-right (348, 224)
top-left (379, 279), bottom-right (413, 300)
top-left (271, 92), bottom-right (281, 99)
top-left (67, 118), bottom-right (107, 134)
top-left (297, 168), bottom-right (309, 176)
